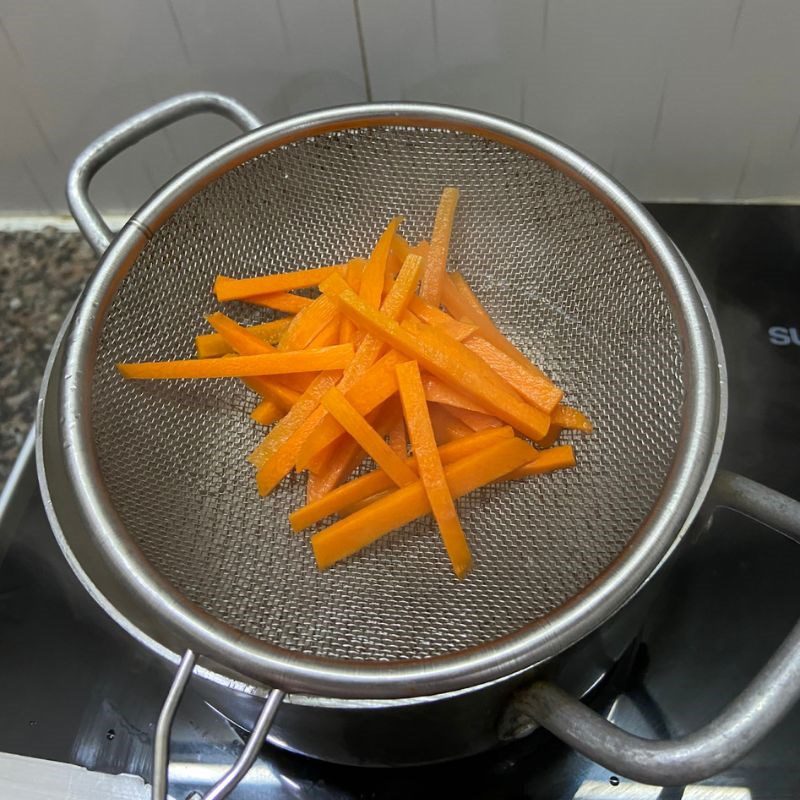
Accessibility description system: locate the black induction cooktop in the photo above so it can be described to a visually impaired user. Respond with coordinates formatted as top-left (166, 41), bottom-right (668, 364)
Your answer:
top-left (1, 203), bottom-right (799, 799)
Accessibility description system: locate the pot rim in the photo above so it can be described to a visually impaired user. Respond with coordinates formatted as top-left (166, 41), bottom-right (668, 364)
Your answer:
top-left (55, 102), bottom-right (725, 699)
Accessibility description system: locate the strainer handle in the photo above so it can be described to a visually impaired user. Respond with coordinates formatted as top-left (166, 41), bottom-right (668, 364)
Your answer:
top-left (151, 649), bottom-right (285, 800)
top-left (67, 92), bottom-right (262, 256)
top-left (505, 470), bottom-right (800, 786)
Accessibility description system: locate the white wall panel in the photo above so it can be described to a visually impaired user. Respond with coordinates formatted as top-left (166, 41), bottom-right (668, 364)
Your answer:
top-left (0, 0), bottom-right (799, 213)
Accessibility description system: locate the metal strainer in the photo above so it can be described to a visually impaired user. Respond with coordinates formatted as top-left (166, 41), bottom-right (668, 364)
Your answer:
top-left (61, 96), bottom-right (717, 696)
top-left (50, 94), bottom-right (800, 795)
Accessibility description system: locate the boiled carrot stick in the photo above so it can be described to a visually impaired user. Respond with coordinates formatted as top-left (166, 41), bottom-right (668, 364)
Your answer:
top-left (360, 217), bottom-right (403, 309)
top-left (304, 402), bottom-right (398, 504)
top-left (311, 437), bottom-right (536, 570)
top-left (319, 274), bottom-right (550, 440)
top-left (290, 427), bottom-right (513, 531)
top-left (411, 240), bottom-right (429, 259)
top-left (552, 404), bottom-right (593, 433)
top-left (390, 233), bottom-right (411, 266)
top-left (256, 408), bottom-right (333, 496)
top-left (465, 335), bottom-right (562, 414)
top-left (207, 313), bottom-right (310, 397)
top-left (278, 294), bottom-right (339, 351)
top-left (419, 187), bottom-right (459, 304)
top-left (442, 273), bottom-right (548, 379)
top-left (339, 259), bottom-right (366, 344)
top-left (293, 256), bottom-right (421, 471)
top-left (242, 376), bottom-right (301, 410)
top-left (422, 374), bottom-right (490, 414)
top-left (214, 266), bottom-right (344, 302)
top-left (428, 404), bottom-right (474, 443)
top-left (507, 444), bottom-right (576, 479)
top-left (307, 315), bottom-right (341, 348)
top-left (395, 360), bottom-right (472, 578)
top-left (536, 423), bottom-right (562, 449)
top-left (117, 345), bottom-right (353, 380)
top-left (402, 307), bottom-right (477, 342)
top-left (320, 388), bottom-right (417, 488)
top-left (251, 398), bottom-right (283, 426)
top-left (307, 436), bottom-right (364, 504)
top-left (248, 371), bottom-right (341, 469)
top-left (388, 415), bottom-right (407, 458)
top-left (445, 404), bottom-right (505, 432)
top-left (239, 292), bottom-right (313, 313)
top-left (196, 317), bottom-right (292, 357)
top-left (408, 295), bottom-right (470, 330)
top-left (295, 350), bottom-right (407, 473)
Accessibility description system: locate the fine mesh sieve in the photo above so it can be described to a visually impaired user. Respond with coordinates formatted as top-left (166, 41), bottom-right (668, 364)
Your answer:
top-left (59, 103), bottom-right (719, 699)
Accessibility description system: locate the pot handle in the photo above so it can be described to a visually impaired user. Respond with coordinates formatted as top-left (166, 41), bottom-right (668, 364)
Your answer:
top-left (503, 470), bottom-right (800, 786)
top-left (67, 92), bottom-right (262, 256)
top-left (150, 650), bottom-right (285, 800)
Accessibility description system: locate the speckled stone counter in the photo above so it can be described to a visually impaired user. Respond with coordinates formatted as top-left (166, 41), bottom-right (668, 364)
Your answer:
top-left (0, 229), bottom-right (95, 486)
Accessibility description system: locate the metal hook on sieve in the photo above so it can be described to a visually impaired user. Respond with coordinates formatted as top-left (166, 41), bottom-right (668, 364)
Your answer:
top-left (150, 649), bottom-right (285, 800)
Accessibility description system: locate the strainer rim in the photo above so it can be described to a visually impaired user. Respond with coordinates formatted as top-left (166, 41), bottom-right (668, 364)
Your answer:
top-left (59, 102), bottom-right (722, 699)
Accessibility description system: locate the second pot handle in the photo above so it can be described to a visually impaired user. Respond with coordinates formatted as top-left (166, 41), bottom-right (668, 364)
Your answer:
top-left (151, 649), bottom-right (285, 800)
top-left (504, 470), bottom-right (800, 786)
top-left (67, 92), bottom-right (262, 256)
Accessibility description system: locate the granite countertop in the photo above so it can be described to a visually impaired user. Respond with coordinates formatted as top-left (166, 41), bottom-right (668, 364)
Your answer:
top-left (1, 229), bottom-right (95, 487)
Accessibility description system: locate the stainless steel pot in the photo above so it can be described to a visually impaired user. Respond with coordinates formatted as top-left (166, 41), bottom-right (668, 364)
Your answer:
top-left (37, 92), bottom-right (800, 798)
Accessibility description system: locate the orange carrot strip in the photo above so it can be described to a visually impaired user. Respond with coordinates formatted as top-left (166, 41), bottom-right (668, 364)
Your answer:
top-left (428, 404), bottom-right (474, 444)
top-left (339, 259), bottom-right (366, 344)
top-left (307, 436), bottom-right (364, 503)
top-left (390, 233), bottom-right (411, 266)
top-left (411, 240), bottom-right (430, 259)
top-left (294, 256), bottom-right (421, 471)
top-left (196, 318), bottom-right (292, 358)
top-left (388, 415), bottom-right (407, 458)
top-left (338, 253), bottom-right (422, 394)
top-left (207, 313), bottom-right (308, 400)
top-left (278, 294), bottom-right (339, 351)
top-left (304, 403), bottom-right (398, 504)
top-left (552, 404), bottom-right (593, 433)
top-left (242, 376), bottom-right (301, 409)
top-left (320, 388), bottom-right (417, 488)
top-left (214, 266), bottom-right (344, 302)
top-left (396, 361), bottom-right (472, 578)
top-left (307, 315), bottom-right (340, 348)
top-left (386, 253), bottom-right (402, 281)
top-left (444, 404), bottom-right (505, 432)
top-left (296, 350), bottom-right (407, 473)
top-left (240, 292), bottom-right (313, 313)
top-left (320, 274), bottom-right (550, 440)
top-left (306, 470), bottom-right (328, 504)
top-left (419, 187), bottom-right (459, 304)
top-left (536, 423), bottom-right (563, 449)
top-left (403, 308), bottom-right (477, 343)
top-left (442, 273), bottom-right (549, 377)
top-left (290, 427), bottom-right (513, 531)
top-left (311, 437), bottom-right (536, 571)
top-left (206, 311), bottom-right (280, 356)
top-left (256, 408), bottom-right (336, 496)
top-left (465, 335), bottom-right (562, 413)
top-left (422, 373), bottom-right (490, 414)
top-left (117, 345), bottom-right (353, 380)
top-left (360, 218), bottom-right (403, 309)
top-left (403, 302), bottom-right (477, 341)
top-left (248, 372), bottom-right (341, 470)
top-left (251, 398), bottom-right (283, 426)
top-left (507, 444), bottom-right (576, 479)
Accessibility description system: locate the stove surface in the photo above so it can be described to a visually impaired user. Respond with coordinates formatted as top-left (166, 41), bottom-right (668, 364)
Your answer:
top-left (1, 203), bottom-right (799, 799)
